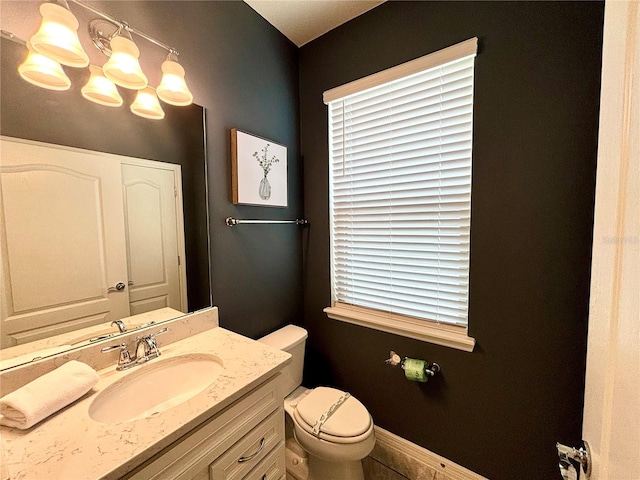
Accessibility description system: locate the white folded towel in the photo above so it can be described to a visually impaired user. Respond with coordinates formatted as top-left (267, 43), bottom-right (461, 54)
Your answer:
top-left (0, 360), bottom-right (99, 429)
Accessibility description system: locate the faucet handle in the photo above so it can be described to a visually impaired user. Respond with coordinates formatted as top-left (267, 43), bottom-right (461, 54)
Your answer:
top-left (135, 327), bottom-right (169, 342)
top-left (135, 327), bottom-right (169, 364)
top-left (101, 343), bottom-right (135, 370)
top-left (148, 327), bottom-right (169, 339)
top-left (101, 342), bottom-right (126, 352)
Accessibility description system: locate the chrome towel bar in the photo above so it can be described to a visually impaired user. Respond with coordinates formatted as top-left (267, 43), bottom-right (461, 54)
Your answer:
top-left (225, 217), bottom-right (308, 226)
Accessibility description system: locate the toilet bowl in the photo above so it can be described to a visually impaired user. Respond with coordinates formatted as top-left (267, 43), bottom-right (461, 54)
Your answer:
top-left (259, 325), bottom-right (375, 480)
top-left (291, 386), bottom-right (375, 479)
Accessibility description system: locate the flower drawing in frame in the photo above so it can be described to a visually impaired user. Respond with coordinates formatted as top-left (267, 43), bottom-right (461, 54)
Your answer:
top-left (231, 129), bottom-right (288, 207)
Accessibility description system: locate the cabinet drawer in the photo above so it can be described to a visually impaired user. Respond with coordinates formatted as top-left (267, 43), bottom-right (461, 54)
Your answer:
top-left (242, 441), bottom-right (286, 480)
top-left (123, 374), bottom-right (282, 480)
top-left (209, 408), bottom-right (285, 480)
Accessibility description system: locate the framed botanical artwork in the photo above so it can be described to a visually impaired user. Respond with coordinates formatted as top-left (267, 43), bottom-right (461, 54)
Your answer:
top-left (231, 129), bottom-right (288, 207)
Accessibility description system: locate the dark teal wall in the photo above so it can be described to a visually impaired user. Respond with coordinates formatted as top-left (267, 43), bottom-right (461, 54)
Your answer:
top-left (299, 2), bottom-right (604, 479)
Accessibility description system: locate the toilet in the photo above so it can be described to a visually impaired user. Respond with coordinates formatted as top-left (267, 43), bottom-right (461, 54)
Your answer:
top-left (259, 325), bottom-right (375, 480)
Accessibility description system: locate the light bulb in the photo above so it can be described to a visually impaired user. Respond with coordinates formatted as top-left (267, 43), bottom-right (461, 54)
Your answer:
top-left (81, 65), bottom-right (123, 107)
top-left (130, 87), bottom-right (165, 119)
top-left (157, 60), bottom-right (193, 106)
top-left (18, 43), bottom-right (71, 91)
top-left (103, 36), bottom-right (148, 90)
top-left (29, 2), bottom-right (89, 68)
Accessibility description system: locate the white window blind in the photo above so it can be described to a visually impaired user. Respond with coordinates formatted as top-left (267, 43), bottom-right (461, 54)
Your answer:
top-left (327, 40), bottom-right (476, 329)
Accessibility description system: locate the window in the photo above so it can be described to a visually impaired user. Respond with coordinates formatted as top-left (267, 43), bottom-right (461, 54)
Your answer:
top-left (323, 38), bottom-right (477, 351)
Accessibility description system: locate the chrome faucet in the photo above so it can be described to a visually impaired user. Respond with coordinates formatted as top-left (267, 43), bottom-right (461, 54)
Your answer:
top-left (101, 327), bottom-right (169, 370)
top-left (135, 327), bottom-right (169, 365)
top-left (101, 342), bottom-right (135, 370)
top-left (88, 319), bottom-right (127, 343)
top-left (111, 320), bottom-right (127, 333)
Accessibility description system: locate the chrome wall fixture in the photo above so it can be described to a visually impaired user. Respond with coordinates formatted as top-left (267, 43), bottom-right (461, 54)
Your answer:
top-left (11, 0), bottom-right (193, 120)
top-left (225, 217), bottom-right (309, 227)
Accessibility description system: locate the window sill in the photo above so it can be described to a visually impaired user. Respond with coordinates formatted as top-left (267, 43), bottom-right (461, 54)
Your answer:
top-left (324, 304), bottom-right (475, 352)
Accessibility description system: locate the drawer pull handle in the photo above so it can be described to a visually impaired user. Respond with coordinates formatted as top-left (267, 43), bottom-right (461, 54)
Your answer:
top-left (238, 437), bottom-right (266, 463)
top-left (262, 475), bottom-right (267, 480)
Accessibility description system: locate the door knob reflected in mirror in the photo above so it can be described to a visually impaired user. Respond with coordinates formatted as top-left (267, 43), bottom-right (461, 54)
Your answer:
top-left (107, 282), bottom-right (126, 293)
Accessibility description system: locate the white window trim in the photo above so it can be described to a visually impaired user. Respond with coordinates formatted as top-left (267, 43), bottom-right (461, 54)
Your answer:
top-left (325, 304), bottom-right (475, 352)
top-left (324, 38), bottom-right (479, 353)
top-left (323, 37), bottom-right (478, 105)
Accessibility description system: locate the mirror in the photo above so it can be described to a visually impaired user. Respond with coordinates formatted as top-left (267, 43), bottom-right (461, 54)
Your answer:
top-left (0, 37), bottom-right (211, 369)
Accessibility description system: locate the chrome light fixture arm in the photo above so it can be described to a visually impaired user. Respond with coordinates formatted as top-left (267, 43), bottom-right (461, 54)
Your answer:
top-left (67, 0), bottom-right (178, 56)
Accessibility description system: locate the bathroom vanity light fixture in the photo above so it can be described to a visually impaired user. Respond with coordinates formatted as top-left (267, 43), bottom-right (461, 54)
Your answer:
top-left (130, 87), bottom-right (165, 120)
top-left (156, 52), bottom-right (193, 106)
top-left (29, 2), bottom-right (89, 68)
top-left (101, 34), bottom-right (148, 90)
top-left (81, 65), bottom-right (123, 107)
top-left (18, 42), bottom-right (71, 91)
top-left (15, 0), bottom-right (193, 119)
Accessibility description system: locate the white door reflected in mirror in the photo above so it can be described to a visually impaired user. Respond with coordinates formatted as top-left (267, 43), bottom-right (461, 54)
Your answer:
top-left (0, 138), bottom-right (186, 350)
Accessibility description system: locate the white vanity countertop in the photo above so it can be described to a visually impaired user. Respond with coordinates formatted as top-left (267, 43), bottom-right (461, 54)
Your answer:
top-left (0, 327), bottom-right (291, 480)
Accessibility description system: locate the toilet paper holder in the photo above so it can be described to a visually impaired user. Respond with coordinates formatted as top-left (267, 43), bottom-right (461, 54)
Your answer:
top-left (385, 351), bottom-right (440, 377)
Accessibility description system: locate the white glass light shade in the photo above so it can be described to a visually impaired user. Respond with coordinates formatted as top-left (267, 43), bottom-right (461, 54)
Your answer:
top-left (103, 36), bottom-right (148, 90)
top-left (29, 3), bottom-right (89, 68)
top-left (156, 60), bottom-right (193, 106)
top-left (81, 66), bottom-right (123, 107)
top-left (130, 87), bottom-right (165, 119)
top-left (18, 44), bottom-right (71, 91)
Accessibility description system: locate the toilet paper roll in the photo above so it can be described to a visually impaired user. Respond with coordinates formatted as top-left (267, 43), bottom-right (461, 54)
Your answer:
top-left (403, 358), bottom-right (428, 382)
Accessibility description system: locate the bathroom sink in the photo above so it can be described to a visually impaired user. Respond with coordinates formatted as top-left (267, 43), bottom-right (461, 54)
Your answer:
top-left (89, 353), bottom-right (224, 424)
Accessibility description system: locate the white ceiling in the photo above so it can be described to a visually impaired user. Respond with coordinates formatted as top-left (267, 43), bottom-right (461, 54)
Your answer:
top-left (244, 0), bottom-right (386, 47)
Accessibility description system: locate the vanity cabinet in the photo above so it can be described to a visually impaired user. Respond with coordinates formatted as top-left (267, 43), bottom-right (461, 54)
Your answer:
top-left (122, 374), bottom-right (285, 480)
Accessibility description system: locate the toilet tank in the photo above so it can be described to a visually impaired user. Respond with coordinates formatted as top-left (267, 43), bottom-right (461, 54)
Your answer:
top-left (258, 325), bottom-right (308, 396)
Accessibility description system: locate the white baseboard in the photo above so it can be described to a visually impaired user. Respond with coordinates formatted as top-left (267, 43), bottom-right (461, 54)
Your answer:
top-left (373, 426), bottom-right (488, 480)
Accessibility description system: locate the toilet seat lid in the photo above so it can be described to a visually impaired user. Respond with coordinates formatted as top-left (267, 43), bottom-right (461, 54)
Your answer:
top-left (295, 386), bottom-right (371, 438)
